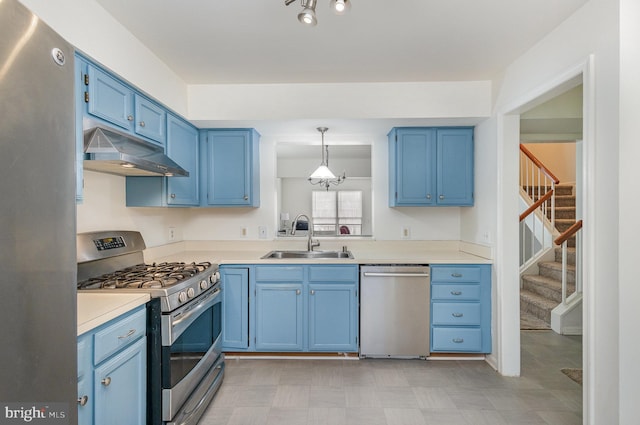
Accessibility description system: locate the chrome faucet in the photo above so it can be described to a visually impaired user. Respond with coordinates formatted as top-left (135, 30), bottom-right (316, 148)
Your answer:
top-left (290, 214), bottom-right (320, 251)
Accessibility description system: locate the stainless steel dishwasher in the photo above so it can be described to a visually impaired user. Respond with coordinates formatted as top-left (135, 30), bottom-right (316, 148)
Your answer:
top-left (360, 265), bottom-right (430, 358)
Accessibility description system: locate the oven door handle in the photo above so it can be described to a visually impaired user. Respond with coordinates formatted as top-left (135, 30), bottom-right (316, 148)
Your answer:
top-left (172, 287), bottom-right (221, 329)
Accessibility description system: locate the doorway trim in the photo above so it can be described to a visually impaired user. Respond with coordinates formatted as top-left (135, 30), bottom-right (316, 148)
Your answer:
top-left (495, 55), bottom-right (594, 420)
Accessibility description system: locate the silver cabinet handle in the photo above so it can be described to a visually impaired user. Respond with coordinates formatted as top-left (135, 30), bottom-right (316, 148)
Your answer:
top-left (452, 313), bottom-right (464, 318)
top-left (439, 195), bottom-right (444, 200)
top-left (77, 395), bottom-right (89, 406)
top-left (170, 193), bottom-right (176, 199)
top-left (451, 273), bottom-right (463, 278)
top-left (451, 291), bottom-right (462, 295)
top-left (101, 377), bottom-right (111, 386)
top-left (452, 338), bottom-right (464, 343)
top-left (118, 329), bottom-right (136, 339)
top-left (310, 290), bottom-right (315, 295)
top-left (363, 272), bottom-right (430, 278)
top-left (127, 115), bottom-right (133, 121)
top-left (139, 121), bottom-right (146, 127)
top-left (296, 289), bottom-right (301, 295)
top-left (426, 194), bottom-right (431, 199)
top-left (243, 195), bottom-right (249, 201)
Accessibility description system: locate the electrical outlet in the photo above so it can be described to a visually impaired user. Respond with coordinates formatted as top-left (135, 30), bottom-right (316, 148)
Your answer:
top-left (401, 226), bottom-right (411, 240)
top-left (258, 226), bottom-right (267, 239)
top-left (482, 230), bottom-right (491, 243)
top-left (240, 227), bottom-right (248, 238)
top-left (168, 227), bottom-right (176, 241)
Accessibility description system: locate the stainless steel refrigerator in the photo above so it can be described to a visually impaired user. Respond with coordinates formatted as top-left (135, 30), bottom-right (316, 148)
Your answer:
top-left (0, 0), bottom-right (77, 422)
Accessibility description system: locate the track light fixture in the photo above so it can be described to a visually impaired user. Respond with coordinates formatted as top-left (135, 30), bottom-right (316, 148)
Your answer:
top-left (285, 0), bottom-right (352, 26)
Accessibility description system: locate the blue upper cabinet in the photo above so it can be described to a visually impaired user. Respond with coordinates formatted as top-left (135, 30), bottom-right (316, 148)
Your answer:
top-left (86, 64), bottom-right (135, 132)
top-left (204, 129), bottom-right (260, 207)
top-left (134, 94), bottom-right (166, 145)
top-left (125, 114), bottom-right (199, 207)
top-left (389, 127), bottom-right (474, 206)
top-left (389, 128), bottom-right (437, 205)
top-left (166, 114), bottom-right (199, 205)
top-left (84, 60), bottom-right (165, 147)
top-left (436, 129), bottom-right (474, 206)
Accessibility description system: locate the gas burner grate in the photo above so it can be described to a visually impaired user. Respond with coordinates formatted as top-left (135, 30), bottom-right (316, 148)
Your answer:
top-left (77, 261), bottom-right (212, 290)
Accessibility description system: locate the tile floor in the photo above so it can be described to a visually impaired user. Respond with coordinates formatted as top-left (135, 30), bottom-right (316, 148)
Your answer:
top-left (200, 331), bottom-right (582, 425)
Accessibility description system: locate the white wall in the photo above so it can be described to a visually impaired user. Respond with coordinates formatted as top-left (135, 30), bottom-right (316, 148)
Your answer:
top-left (522, 142), bottom-right (577, 184)
top-left (491, 0), bottom-right (624, 422)
top-left (618, 0), bottom-right (640, 422)
top-left (76, 171), bottom-right (187, 247)
top-left (18, 0), bottom-right (188, 115)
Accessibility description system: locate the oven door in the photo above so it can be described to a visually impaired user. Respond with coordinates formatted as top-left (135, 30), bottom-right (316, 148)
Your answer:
top-left (161, 284), bottom-right (223, 423)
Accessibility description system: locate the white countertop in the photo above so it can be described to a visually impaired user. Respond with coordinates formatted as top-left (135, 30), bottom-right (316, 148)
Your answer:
top-left (77, 293), bottom-right (150, 336)
top-left (77, 240), bottom-right (491, 335)
top-left (144, 240), bottom-right (493, 265)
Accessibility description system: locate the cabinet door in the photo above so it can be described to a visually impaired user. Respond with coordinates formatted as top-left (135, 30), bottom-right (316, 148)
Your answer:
top-left (255, 283), bottom-right (303, 351)
top-left (436, 128), bottom-right (474, 205)
top-left (390, 128), bottom-right (436, 206)
top-left (134, 94), bottom-right (166, 145)
top-left (167, 114), bottom-right (199, 205)
top-left (206, 130), bottom-right (258, 206)
top-left (308, 283), bottom-right (358, 352)
top-left (94, 338), bottom-right (146, 425)
top-left (77, 335), bottom-right (93, 425)
top-left (87, 64), bottom-right (134, 131)
top-left (221, 267), bottom-right (249, 350)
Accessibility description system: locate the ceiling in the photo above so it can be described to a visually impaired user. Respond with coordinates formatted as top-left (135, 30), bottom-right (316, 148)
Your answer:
top-left (94, 0), bottom-right (588, 85)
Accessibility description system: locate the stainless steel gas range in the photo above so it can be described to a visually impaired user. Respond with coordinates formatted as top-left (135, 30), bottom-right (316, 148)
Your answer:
top-left (77, 231), bottom-right (224, 425)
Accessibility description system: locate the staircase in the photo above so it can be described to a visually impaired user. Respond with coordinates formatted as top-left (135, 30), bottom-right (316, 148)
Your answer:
top-left (548, 184), bottom-right (576, 247)
top-left (520, 183), bottom-right (577, 329)
top-left (521, 247), bottom-right (576, 329)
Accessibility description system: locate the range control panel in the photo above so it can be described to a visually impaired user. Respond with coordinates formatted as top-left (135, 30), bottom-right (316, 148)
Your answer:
top-left (93, 236), bottom-right (126, 251)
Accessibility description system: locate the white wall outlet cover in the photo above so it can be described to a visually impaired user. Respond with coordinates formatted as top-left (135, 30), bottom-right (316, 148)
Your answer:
top-left (241, 227), bottom-right (248, 237)
top-left (258, 226), bottom-right (267, 239)
top-left (401, 226), bottom-right (411, 239)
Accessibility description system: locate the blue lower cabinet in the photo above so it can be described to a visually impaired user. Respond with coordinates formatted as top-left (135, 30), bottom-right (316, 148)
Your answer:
top-left (94, 338), bottom-right (146, 425)
top-left (430, 264), bottom-right (491, 353)
top-left (308, 283), bottom-right (358, 351)
top-left (255, 283), bottom-right (304, 351)
top-left (221, 266), bottom-right (250, 350)
top-left (77, 306), bottom-right (147, 425)
top-left (221, 264), bottom-right (358, 353)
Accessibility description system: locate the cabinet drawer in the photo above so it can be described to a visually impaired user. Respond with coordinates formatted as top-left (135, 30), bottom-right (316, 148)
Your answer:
top-left (431, 266), bottom-right (481, 282)
top-left (431, 284), bottom-right (480, 300)
top-left (94, 308), bottom-right (146, 364)
top-left (432, 327), bottom-right (482, 352)
top-left (255, 266), bottom-right (304, 282)
top-left (308, 265), bottom-right (357, 282)
top-left (432, 302), bottom-right (481, 326)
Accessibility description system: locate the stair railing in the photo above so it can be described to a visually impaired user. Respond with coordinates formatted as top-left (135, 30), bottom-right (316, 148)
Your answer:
top-left (554, 220), bottom-right (583, 304)
top-left (520, 144), bottom-right (560, 228)
top-left (519, 190), bottom-right (554, 269)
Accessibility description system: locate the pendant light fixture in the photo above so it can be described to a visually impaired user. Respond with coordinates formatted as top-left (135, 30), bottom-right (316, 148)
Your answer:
top-left (308, 127), bottom-right (346, 190)
top-left (285, 0), bottom-right (351, 26)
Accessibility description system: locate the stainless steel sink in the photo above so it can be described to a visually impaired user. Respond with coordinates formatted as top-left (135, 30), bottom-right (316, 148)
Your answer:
top-left (261, 250), bottom-right (354, 259)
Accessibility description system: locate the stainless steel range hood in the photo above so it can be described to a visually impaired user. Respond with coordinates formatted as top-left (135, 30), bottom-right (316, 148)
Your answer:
top-left (83, 126), bottom-right (189, 177)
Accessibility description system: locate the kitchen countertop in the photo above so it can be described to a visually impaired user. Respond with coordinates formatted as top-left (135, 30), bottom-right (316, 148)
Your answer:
top-left (143, 240), bottom-right (493, 265)
top-left (77, 292), bottom-right (150, 336)
top-left (77, 240), bottom-right (491, 335)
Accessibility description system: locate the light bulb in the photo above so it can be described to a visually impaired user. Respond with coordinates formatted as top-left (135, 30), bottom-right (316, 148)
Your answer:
top-left (335, 0), bottom-right (345, 12)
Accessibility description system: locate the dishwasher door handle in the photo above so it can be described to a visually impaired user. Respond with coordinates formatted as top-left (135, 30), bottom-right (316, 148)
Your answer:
top-left (362, 272), bottom-right (430, 278)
